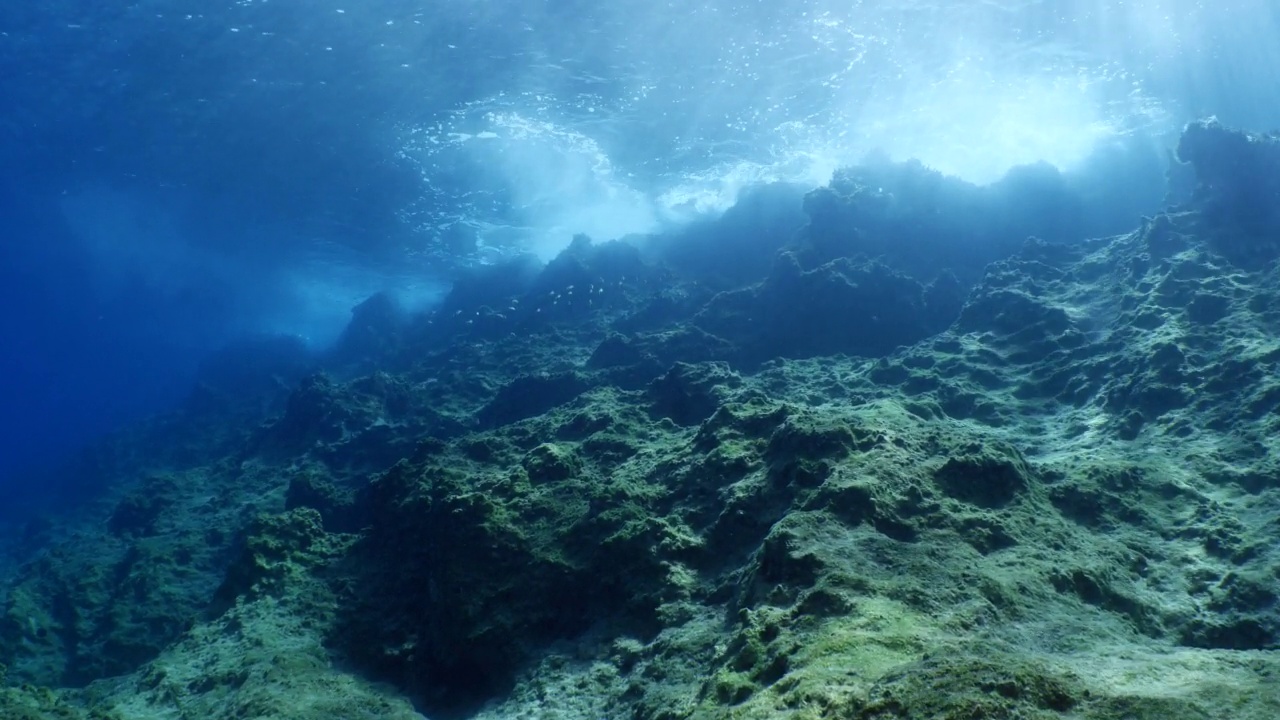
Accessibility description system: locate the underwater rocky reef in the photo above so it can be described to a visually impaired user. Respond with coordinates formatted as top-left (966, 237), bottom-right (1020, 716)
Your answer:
top-left (2, 120), bottom-right (1280, 719)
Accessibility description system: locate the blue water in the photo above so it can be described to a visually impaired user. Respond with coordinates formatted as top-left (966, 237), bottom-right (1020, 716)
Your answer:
top-left (1, 0), bottom-right (1278, 503)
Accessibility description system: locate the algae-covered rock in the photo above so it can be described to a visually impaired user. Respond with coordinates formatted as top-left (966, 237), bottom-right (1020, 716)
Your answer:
top-left (859, 652), bottom-right (1083, 719)
top-left (8, 120), bottom-right (1280, 720)
top-left (693, 254), bottom-right (934, 367)
top-left (0, 682), bottom-right (122, 720)
top-left (333, 428), bottom-right (686, 716)
top-left (213, 508), bottom-right (336, 608)
top-left (521, 442), bottom-right (582, 483)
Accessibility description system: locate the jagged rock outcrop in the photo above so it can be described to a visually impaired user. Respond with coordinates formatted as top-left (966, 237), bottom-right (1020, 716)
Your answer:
top-left (1176, 119), bottom-right (1280, 225)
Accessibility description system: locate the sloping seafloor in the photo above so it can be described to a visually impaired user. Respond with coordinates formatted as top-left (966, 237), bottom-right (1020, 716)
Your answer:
top-left (2, 120), bottom-right (1280, 720)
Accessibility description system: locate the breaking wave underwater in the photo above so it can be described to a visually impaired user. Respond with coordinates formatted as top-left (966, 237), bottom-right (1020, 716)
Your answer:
top-left (1, 0), bottom-right (1277, 490)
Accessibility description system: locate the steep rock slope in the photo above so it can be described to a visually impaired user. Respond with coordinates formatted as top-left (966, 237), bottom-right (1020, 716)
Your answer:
top-left (1, 121), bottom-right (1278, 719)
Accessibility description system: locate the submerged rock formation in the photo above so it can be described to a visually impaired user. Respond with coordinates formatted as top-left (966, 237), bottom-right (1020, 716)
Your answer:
top-left (2, 121), bottom-right (1280, 719)
top-left (1173, 118), bottom-right (1280, 266)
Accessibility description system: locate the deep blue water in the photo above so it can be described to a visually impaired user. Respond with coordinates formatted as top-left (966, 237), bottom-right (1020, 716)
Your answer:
top-left (2, 0), bottom-right (1279, 506)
